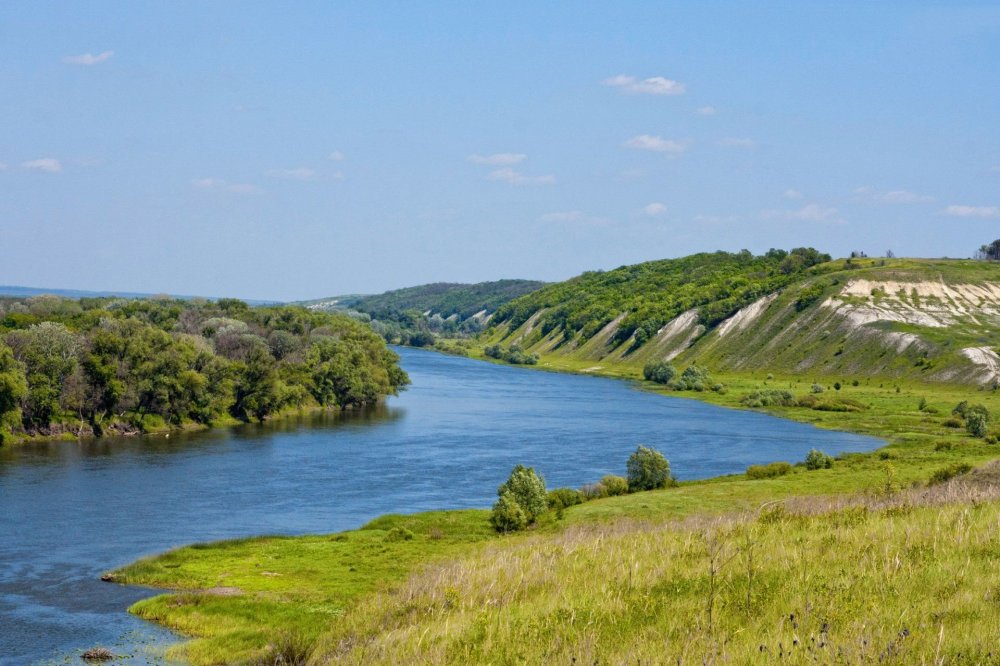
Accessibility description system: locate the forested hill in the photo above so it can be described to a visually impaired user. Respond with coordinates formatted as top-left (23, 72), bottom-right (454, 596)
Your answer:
top-left (303, 279), bottom-right (546, 344)
top-left (0, 296), bottom-right (409, 445)
top-left (484, 250), bottom-right (1000, 386)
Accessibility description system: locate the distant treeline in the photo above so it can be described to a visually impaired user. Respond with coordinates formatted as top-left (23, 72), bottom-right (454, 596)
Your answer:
top-left (0, 296), bottom-right (409, 444)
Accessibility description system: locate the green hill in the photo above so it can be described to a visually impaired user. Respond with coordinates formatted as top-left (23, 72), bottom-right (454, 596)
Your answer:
top-left (485, 252), bottom-right (1000, 387)
top-left (303, 279), bottom-right (546, 344)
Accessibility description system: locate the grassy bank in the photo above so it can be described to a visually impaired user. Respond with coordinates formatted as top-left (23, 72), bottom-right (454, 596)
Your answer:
top-left (109, 353), bottom-right (1000, 664)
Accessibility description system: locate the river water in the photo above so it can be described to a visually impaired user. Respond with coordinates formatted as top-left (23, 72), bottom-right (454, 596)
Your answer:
top-left (0, 347), bottom-right (881, 664)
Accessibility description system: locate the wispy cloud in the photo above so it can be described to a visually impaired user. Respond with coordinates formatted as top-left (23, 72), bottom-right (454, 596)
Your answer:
top-left (943, 204), bottom-right (999, 218)
top-left (696, 106), bottom-right (716, 116)
top-left (784, 189), bottom-right (804, 200)
top-left (328, 151), bottom-right (346, 161)
top-left (269, 167), bottom-right (317, 181)
top-left (602, 74), bottom-right (685, 96)
top-left (718, 137), bottom-right (756, 148)
top-left (192, 178), bottom-right (260, 194)
top-left (468, 153), bottom-right (527, 166)
top-left (761, 203), bottom-right (843, 223)
top-left (855, 186), bottom-right (934, 204)
top-left (487, 168), bottom-right (555, 185)
top-left (539, 210), bottom-right (609, 225)
top-left (623, 135), bottom-right (689, 155)
top-left (21, 158), bottom-right (62, 173)
top-left (63, 51), bottom-right (114, 66)
top-left (642, 202), bottom-right (667, 216)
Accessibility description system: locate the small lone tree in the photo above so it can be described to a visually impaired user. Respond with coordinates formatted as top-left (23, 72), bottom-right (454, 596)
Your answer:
top-left (490, 464), bottom-right (547, 532)
top-left (643, 360), bottom-right (677, 384)
top-left (626, 445), bottom-right (673, 492)
top-left (804, 448), bottom-right (834, 470)
top-left (965, 405), bottom-right (991, 438)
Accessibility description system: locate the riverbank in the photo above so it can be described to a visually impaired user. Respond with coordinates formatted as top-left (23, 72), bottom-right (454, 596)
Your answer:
top-left (108, 351), bottom-right (1000, 664)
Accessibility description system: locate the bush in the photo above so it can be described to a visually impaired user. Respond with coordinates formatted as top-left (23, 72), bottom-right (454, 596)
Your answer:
top-left (580, 482), bottom-right (607, 500)
top-left (934, 440), bottom-right (954, 452)
top-left (670, 365), bottom-right (711, 391)
top-left (929, 463), bottom-right (973, 485)
top-left (804, 448), bottom-right (834, 470)
top-left (964, 405), bottom-right (990, 438)
top-left (384, 526), bottom-right (415, 542)
top-left (643, 360), bottom-right (677, 384)
top-left (547, 487), bottom-right (584, 510)
top-left (943, 417), bottom-right (963, 428)
top-left (489, 492), bottom-right (528, 533)
top-left (746, 461), bottom-right (792, 479)
top-left (600, 474), bottom-right (629, 496)
top-left (490, 463), bottom-right (549, 532)
top-left (626, 445), bottom-right (673, 491)
top-left (810, 383), bottom-right (825, 394)
top-left (740, 389), bottom-right (796, 408)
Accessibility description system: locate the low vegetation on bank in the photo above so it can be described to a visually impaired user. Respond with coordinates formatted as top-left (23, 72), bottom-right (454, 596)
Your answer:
top-left (0, 296), bottom-right (408, 444)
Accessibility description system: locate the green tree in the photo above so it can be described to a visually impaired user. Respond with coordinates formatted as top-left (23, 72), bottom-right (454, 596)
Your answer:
top-left (643, 360), bottom-right (677, 384)
top-left (804, 448), bottom-right (834, 470)
top-left (489, 492), bottom-right (528, 533)
top-left (0, 342), bottom-right (28, 443)
top-left (496, 464), bottom-right (547, 524)
top-left (626, 445), bottom-right (673, 492)
top-left (965, 405), bottom-right (990, 438)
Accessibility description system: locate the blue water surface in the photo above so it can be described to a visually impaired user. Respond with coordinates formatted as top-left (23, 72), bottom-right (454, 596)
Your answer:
top-left (0, 347), bottom-right (882, 664)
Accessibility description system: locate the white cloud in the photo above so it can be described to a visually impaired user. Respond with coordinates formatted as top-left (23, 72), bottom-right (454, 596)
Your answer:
top-left (761, 203), bottom-right (842, 223)
top-left (192, 178), bottom-right (260, 194)
top-left (696, 106), bottom-right (716, 116)
top-left (468, 153), bottom-right (527, 166)
top-left (784, 189), bottom-right (804, 200)
top-left (329, 151), bottom-right (346, 161)
top-left (269, 167), bottom-right (317, 181)
top-left (602, 74), bottom-right (685, 96)
top-left (855, 186), bottom-right (934, 204)
top-left (718, 137), bottom-right (756, 148)
top-left (63, 51), bottom-right (114, 66)
top-left (623, 135), bottom-right (689, 154)
top-left (539, 211), bottom-right (583, 222)
top-left (642, 202), bottom-right (667, 216)
top-left (22, 158), bottom-right (62, 173)
top-left (539, 210), bottom-right (609, 226)
top-left (487, 168), bottom-right (555, 185)
top-left (944, 204), bottom-right (999, 218)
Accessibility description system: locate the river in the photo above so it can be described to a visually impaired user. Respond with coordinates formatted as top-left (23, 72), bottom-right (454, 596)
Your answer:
top-left (0, 347), bottom-right (881, 664)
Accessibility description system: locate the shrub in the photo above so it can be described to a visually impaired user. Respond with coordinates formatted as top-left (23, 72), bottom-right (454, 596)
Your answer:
top-left (489, 491), bottom-right (527, 533)
top-left (384, 527), bottom-right (415, 542)
top-left (918, 397), bottom-right (928, 411)
top-left (600, 474), bottom-right (629, 496)
top-left (642, 360), bottom-right (677, 385)
top-left (952, 400), bottom-right (969, 418)
top-left (740, 389), bottom-right (796, 408)
top-left (547, 487), bottom-right (584, 510)
top-left (490, 463), bottom-right (549, 533)
top-left (833, 382), bottom-right (841, 391)
top-left (943, 417), bottom-right (963, 428)
top-left (671, 365), bottom-right (711, 391)
top-left (746, 461), bottom-right (792, 479)
top-left (929, 463), bottom-right (974, 485)
top-left (580, 482), bottom-right (607, 500)
top-left (804, 448), bottom-right (834, 470)
top-left (810, 383), bottom-right (825, 394)
top-left (626, 445), bottom-right (673, 492)
top-left (934, 440), bottom-right (954, 452)
top-left (964, 405), bottom-right (990, 438)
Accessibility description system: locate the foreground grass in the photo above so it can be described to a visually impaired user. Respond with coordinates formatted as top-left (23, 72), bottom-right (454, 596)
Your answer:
top-left (111, 511), bottom-right (493, 663)
top-left (111, 362), bottom-right (1000, 664)
top-left (317, 469), bottom-right (1000, 664)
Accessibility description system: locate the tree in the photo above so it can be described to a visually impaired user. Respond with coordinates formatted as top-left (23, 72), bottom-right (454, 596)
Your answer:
top-left (626, 445), bottom-right (673, 492)
top-left (0, 342), bottom-right (28, 444)
top-left (965, 405), bottom-right (990, 438)
top-left (804, 448), bottom-right (834, 470)
top-left (975, 239), bottom-right (1000, 261)
top-left (643, 360), bottom-right (677, 384)
top-left (489, 464), bottom-right (547, 532)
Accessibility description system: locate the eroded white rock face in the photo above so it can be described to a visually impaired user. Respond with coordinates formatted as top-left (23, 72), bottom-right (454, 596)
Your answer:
top-left (961, 347), bottom-right (1000, 383)
top-left (716, 293), bottom-right (778, 338)
top-left (824, 280), bottom-right (1000, 328)
top-left (653, 309), bottom-right (701, 360)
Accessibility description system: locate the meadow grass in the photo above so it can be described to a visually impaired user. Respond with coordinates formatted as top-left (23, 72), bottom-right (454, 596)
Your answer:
top-left (111, 362), bottom-right (1000, 664)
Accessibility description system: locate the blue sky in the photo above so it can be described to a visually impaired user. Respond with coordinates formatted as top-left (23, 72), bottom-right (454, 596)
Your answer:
top-left (1, 2), bottom-right (998, 300)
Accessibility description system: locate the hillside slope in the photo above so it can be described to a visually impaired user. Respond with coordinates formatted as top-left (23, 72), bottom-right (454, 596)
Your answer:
top-left (486, 253), bottom-right (1000, 386)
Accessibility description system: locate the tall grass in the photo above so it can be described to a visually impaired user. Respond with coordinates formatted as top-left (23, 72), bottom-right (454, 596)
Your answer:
top-left (313, 465), bottom-right (1000, 664)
